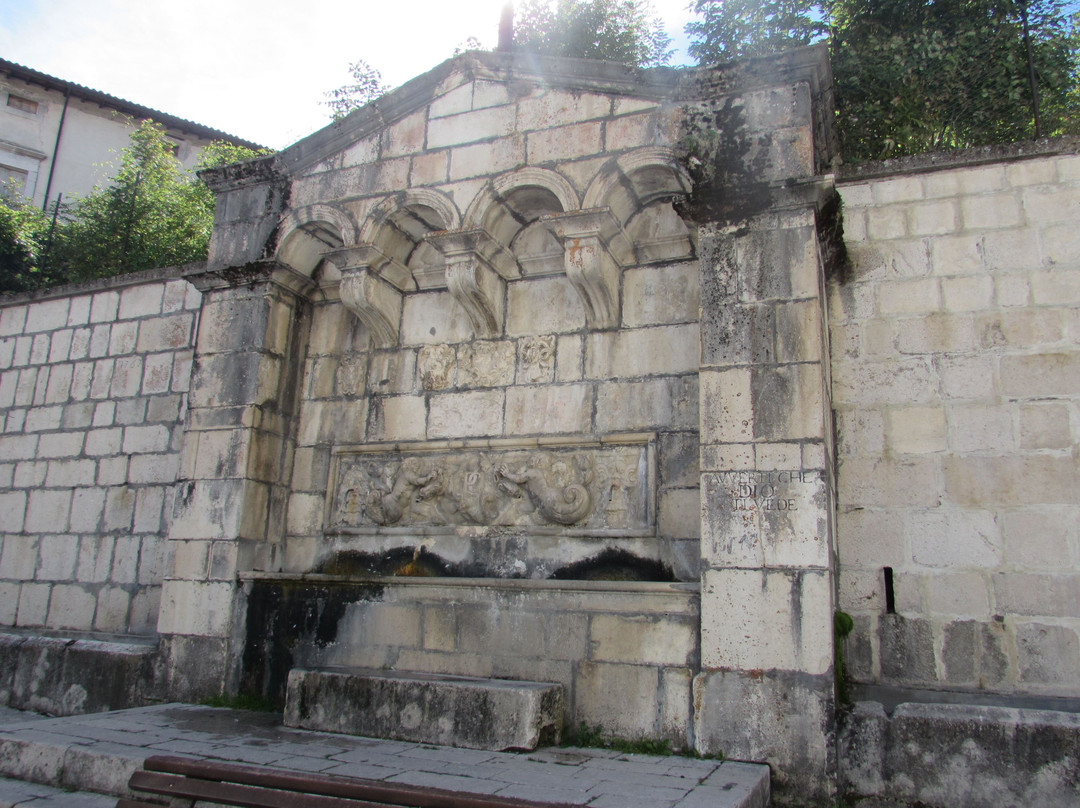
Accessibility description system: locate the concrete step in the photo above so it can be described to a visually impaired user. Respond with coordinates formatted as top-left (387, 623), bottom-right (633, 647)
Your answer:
top-left (284, 667), bottom-right (564, 751)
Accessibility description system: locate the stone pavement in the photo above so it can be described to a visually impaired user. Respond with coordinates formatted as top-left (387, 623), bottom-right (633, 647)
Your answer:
top-left (0, 703), bottom-right (769, 807)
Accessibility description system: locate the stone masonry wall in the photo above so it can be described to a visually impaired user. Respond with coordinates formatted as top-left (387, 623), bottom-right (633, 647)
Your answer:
top-left (0, 268), bottom-right (199, 635)
top-left (831, 147), bottom-right (1080, 697)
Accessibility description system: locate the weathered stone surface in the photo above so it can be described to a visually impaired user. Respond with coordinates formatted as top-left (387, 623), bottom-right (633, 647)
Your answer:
top-left (2, 633), bottom-right (158, 716)
top-left (840, 701), bottom-right (1080, 808)
top-left (694, 669), bottom-right (835, 803)
top-left (284, 668), bottom-right (563, 751)
top-left (327, 441), bottom-right (649, 530)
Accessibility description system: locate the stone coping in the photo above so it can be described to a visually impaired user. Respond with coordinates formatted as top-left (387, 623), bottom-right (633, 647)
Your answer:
top-left (0, 261), bottom-right (204, 306)
top-left (330, 433), bottom-right (657, 454)
top-left (850, 685), bottom-right (1080, 716)
top-left (836, 135), bottom-right (1080, 182)
top-left (0, 628), bottom-right (157, 649)
top-left (238, 571), bottom-right (699, 596)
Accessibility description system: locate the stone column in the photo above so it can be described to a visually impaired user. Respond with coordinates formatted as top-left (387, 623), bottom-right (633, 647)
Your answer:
top-left (157, 261), bottom-right (312, 699)
top-left (693, 184), bottom-right (840, 802)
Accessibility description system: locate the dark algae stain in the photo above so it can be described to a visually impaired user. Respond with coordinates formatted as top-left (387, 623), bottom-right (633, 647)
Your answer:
top-left (240, 580), bottom-right (384, 705)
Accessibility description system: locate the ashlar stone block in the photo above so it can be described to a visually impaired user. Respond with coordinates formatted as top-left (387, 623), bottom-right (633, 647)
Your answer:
top-left (703, 469), bottom-right (830, 569)
top-left (701, 567), bottom-right (833, 674)
top-left (157, 578), bottom-right (237, 636)
top-left (284, 668), bottom-right (564, 751)
top-left (589, 613), bottom-right (695, 666)
top-left (428, 390), bottom-right (504, 438)
top-left (504, 383), bottom-right (592, 436)
top-left (506, 276), bottom-right (586, 336)
top-left (585, 324), bottom-right (699, 380)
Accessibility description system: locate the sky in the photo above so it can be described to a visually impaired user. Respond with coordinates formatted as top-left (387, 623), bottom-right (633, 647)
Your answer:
top-left (0, 0), bottom-right (697, 151)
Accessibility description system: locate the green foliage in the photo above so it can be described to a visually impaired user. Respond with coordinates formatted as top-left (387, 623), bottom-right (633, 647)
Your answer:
top-left (566, 722), bottom-right (673, 755)
top-left (196, 139), bottom-right (274, 170)
top-left (514, 0), bottom-right (673, 66)
top-left (831, 0), bottom-right (1080, 159)
top-left (324, 59), bottom-right (390, 121)
top-left (685, 0), bottom-right (1080, 161)
top-left (0, 190), bottom-right (64, 294)
top-left (59, 121), bottom-right (214, 280)
top-left (686, 0), bottom-right (827, 62)
top-left (835, 610), bottom-right (855, 704)
top-left (0, 121), bottom-right (269, 294)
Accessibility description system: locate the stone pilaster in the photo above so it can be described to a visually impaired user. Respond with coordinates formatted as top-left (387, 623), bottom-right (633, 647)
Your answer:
top-left (693, 183), bottom-right (840, 803)
top-left (157, 261), bottom-right (312, 699)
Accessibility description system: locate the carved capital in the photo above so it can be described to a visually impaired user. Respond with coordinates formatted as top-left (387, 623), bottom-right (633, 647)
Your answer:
top-left (338, 267), bottom-right (402, 348)
top-left (543, 208), bottom-right (634, 265)
top-left (426, 227), bottom-right (519, 280)
top-left (324, 244), bottom-right (415, 292)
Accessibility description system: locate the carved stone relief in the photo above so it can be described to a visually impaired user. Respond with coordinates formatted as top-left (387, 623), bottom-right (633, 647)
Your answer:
top-left (459, 341), bottom-right (516, 388)
top-left (518, 336), bottom-right (556, 383)
top-left (328, 441), bottom-right (652, 533)
top-left (417, 344), bottom-right (456, 391)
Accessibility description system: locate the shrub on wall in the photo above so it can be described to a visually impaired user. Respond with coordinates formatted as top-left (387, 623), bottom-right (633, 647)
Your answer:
top-left (0, 121), bottom-right (270, 294)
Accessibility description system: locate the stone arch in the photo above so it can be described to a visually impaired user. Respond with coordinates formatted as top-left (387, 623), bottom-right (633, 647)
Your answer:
top-left (463, 168), bottom-right (581, 276)
top-left (275, 204), bottom-right (357, 278)
top-left (357, 189), bottom-right (461, 290)
top-left (582, 147), bottom-right (692, 215)
top-left (583, 148), bottom-right (695, 263)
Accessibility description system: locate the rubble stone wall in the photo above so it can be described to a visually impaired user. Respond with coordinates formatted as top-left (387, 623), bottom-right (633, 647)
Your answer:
top-left (832, 148), bottom-right (1080, 697)
top-left (0, 268), bottom-right (199, 635)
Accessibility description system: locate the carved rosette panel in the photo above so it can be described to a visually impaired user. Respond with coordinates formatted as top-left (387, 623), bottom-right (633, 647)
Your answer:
top-left (519, 336), bottom-right (555, 383)
top-left (328, 441), bottom-right (652, 533)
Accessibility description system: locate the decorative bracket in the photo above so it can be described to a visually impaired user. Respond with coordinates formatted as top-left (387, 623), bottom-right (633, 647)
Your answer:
top-left (542, 208), bottom-right (632, 330)
top-left (325, 246), bottom-right (405, 348)
top-left (426, 229), bottom-right (513, 337)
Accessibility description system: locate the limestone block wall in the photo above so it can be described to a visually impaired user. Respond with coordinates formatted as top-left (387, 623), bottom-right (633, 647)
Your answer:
top-left (285, 263), bottom-right (701, 580)
top-left (268, 70), bottom-right (704, 584)
top-left (0, 268), bottom-right (199, 635)
top-left (831, 147), bottom-right (1080, 697)
top-left (240, 576), bottom-right (698, 741)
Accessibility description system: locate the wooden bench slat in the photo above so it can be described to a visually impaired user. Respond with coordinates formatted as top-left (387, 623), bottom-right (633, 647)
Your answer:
top-left (139, 755), bottom-right (577, 808)
top-left (129, 770), bottom-right (380, 808)
top-left (115, 799), bottom-right (168, 808)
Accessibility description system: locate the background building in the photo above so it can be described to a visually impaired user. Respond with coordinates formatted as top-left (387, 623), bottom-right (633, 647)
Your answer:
top-left (0, 58), bottom-right (262, 210)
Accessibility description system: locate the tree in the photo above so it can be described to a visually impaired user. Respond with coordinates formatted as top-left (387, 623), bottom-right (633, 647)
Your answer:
top-left (514, 0), bottom-right (673, 66)
top-left (684, 0), bottom-right (1080, 160)
top-left (0, 121), bottom-right (270, 293)
top-left (59, 120), bottom-right (219, 280)
top-left (830, 0), bottom-right (1080, 158)
top-left (324, 60), bottom-right (389, 121)
top-left (0, 190), bottom-right (62, 293)
top-left (685, 0), bottom-right (826, 63)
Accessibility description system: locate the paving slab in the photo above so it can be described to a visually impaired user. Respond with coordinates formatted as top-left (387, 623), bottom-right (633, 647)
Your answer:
top-left (0, 703), bottom-right (770, 807)
top-left (0, 774), bottom-right (115, 807)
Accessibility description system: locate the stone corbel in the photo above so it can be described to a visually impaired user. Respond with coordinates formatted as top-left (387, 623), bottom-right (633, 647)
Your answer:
top-left (543, 208), bottom-right (632, 330)
top-left (426, 229), bottom-right (513, 337)
top-left (324, 244), bottom-right (416, 293)
top-left (324, 246), bottom-right (406, 348)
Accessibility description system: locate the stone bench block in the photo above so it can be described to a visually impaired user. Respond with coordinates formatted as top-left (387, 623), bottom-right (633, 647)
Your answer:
top-left (283, 667), bottom-right (564, 751)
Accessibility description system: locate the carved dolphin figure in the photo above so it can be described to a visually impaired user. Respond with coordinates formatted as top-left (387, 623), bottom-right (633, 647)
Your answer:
top-left (494, 455), bottom-right (592, 525)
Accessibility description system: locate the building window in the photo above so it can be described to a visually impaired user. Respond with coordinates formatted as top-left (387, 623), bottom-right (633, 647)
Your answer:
top-left (0, 165), bottom-right (29, 199)
top-left (7, 94), bottom-right (39, 114)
